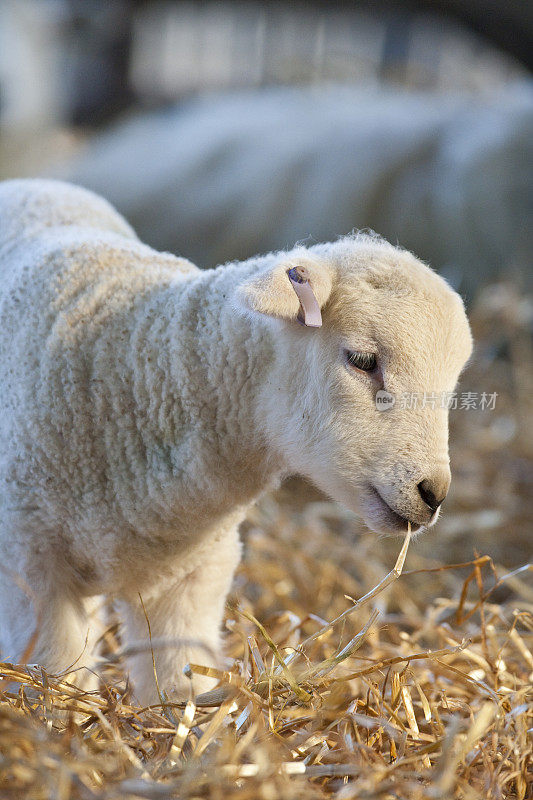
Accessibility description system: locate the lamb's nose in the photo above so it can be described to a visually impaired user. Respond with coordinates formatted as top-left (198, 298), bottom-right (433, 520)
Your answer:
top-left (417, 478), bottom-right (449, 512)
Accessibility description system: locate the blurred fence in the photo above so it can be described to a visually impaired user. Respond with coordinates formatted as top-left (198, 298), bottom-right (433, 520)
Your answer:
top-left (0, 0), bottom-right (528, 130)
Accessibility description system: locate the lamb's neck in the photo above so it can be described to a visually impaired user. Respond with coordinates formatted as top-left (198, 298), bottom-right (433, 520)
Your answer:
top-left (132, 259), bottom-right (284, 520)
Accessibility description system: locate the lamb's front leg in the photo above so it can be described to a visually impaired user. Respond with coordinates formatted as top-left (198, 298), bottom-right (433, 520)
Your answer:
top-left (118, 526), bottom-right (242, 706)
top-left (0, 564), bottom-right (102, 692)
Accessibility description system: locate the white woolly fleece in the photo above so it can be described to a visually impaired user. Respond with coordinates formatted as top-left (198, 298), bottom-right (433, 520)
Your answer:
top-left (0, 179), bottom-right (472, 703)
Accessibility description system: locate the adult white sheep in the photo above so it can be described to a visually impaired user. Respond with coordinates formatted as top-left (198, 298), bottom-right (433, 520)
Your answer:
top-left (0, 179), bottom-right (472, 704)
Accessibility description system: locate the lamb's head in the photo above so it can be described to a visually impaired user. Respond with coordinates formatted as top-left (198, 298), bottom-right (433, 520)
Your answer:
top-left (236, 235), bottom-right (473, 535)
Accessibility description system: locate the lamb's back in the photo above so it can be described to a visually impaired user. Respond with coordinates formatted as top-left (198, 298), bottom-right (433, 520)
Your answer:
top-left (0, 179), bottom-right (137, 252)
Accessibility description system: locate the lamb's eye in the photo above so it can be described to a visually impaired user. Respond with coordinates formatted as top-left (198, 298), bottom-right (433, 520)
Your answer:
top-left (345, 350), bottom-right (378, 373)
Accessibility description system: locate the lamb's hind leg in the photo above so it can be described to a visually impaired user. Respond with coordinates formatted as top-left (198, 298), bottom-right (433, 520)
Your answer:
top-left (0, 567), bottom-right (101, 690)
top-left (118, 526), bottom-right (242, 707)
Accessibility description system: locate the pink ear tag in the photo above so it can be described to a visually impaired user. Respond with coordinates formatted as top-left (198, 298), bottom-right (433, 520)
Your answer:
top-left (287, 266), bottom-right (322, 328)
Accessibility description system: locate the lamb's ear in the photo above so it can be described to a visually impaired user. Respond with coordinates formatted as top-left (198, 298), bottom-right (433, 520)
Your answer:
top-left (236, 256), bottom-right (334, 327)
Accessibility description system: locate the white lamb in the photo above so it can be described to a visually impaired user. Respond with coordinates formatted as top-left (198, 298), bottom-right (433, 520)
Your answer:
top-left (0, 179), bottom-right (472, 704)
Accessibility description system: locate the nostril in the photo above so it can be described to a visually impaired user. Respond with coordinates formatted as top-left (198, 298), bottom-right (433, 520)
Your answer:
top-left (417, 479), bottom-right (447, 512)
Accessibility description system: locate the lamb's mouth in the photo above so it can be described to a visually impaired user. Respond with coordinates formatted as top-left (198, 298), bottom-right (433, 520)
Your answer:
top-left (368, 485), bottom-right (423, 533)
